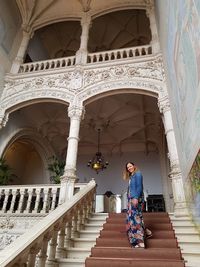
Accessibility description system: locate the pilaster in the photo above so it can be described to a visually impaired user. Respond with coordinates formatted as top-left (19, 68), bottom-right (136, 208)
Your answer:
top-left (10, 27), bottom-right (32, 74)
top-left (158, 95), bottom-right (188, 216)
top-left (146, 1), bottom-right (160, 54)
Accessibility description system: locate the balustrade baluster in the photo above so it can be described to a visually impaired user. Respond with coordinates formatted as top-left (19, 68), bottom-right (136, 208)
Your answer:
top-left (77, 209), bottom-right (83, 232)
top-left (2, 189), bottom-right (10, 213)
top-left (46, 227), bottom-right (59, 266)
top-left (56, 223), bottom-right (67, 258)
top-left (8, 189), bottom-right (17, 213)
top-left (64, 221), bottom-right (73, 248)
top-left (41, 188), bottom-right (49, 213)
top-left (71, 213), bottom-right (79, 238)
top-left (24, 188), bottom-right (33, 213)
top-left (37, 235), bottom-right (50, 267)
top-left (27, 246), bottom-right (40, 267)
top-left (32, 188), bottom-right (41, 213)
top-left (17, 188), bottom-right (27, 213)
top-left (82, 204), bottom-right (88, 225)
top-left (50, 188), bottom-right (57, 211)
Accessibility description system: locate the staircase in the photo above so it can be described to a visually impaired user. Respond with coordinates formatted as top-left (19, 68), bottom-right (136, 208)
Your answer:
top-left (56, 212), bottom-right (108, 267)
top-left (170, 214), bottom-right (200, 267)
top-left (85, 212), bottom-right (186, 267)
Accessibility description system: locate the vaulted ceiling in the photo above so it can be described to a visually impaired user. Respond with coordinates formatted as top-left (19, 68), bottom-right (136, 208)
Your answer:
top-left (12, 93), bottom-right (161, 160)
top-left (6, 0), bottom-right (160, 160)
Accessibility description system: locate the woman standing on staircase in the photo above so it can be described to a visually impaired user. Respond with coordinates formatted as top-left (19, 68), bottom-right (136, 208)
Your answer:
top-left (123, 162), bottom-right (151, 248)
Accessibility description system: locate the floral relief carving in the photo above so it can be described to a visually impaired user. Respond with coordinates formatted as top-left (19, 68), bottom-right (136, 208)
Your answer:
top-left (1, 55), bottom-right (164, 115)
top-left (0, 234), bottom-right (20, 250)
top-left (0, 217), bottom-right (14, 229)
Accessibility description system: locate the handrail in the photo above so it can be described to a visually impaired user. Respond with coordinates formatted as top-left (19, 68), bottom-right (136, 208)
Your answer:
top-left (0, 179), bottom-right (96, 266)
top-left (0, 183), bottom-right (86, 214)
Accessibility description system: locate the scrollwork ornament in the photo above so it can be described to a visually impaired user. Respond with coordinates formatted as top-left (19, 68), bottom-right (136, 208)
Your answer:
top-left (68, 105), bottom-right (85, 119)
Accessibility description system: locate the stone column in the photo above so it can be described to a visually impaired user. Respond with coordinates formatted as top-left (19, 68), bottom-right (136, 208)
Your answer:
top-left (10, 28), bottom-right (32, 74)
top-left (76, 12), bottom-right (91, 65)
top-left (59, 105), bottom-right (84, 204)
top-left (158, 95), bottom-right (188, 216)
top-left (146, 2), bottom-right (160, 54)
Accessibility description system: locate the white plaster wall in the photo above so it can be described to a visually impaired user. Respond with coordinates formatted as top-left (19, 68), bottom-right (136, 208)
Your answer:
top-left (77, 151), bottom-right (163, 195)
top-left (155, 0), bottom-right (200, 179)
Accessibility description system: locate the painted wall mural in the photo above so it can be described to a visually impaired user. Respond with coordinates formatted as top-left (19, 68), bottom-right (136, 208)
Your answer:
top-left (162, 0), bottom-right (200, 178)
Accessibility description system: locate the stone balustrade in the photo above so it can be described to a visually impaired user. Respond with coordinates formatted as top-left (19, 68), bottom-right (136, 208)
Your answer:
top-left (87, 45), bottom-right (152, 63)
top-left (0, 179), bottom-right (96, 267)
top-left (0, 183), bottom-right (86, 214)
top-left (18, 45), bottom-right (152, 74)
top-left (19, 56), bottom-right (76, 73)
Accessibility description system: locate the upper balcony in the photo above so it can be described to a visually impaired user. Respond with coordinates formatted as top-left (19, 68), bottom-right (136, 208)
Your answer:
top-left (18, 44), bottom-right (153, 75)
top-left (9, 7), bottom-right (160, 78)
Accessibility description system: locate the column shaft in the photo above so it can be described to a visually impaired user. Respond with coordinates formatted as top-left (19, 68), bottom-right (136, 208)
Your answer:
top-left (76, 13), bottom-right (91, 64)
top-left (10, 30), bottom-right (31, 74)
top-left (158, 96), bottom-right (188, 216)
top-left (59, 105), bottom-right (84, 203)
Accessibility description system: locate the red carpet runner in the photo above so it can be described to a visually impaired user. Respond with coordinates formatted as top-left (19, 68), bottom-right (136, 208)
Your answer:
top-left (85, 212), bottom-right (185, 267)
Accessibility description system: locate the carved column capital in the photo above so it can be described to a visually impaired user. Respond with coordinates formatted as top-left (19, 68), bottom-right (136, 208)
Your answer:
top-left (158, 96), bottom-right (170, 114)
top-left (0, 112), bottom-right (9, 129)
top-left (81, 12), bottom-right (92, 28)
top-left (68, 105), bottom-right (85, 120)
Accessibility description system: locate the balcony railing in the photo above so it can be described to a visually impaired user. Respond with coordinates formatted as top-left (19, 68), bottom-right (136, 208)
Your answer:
top-left (0, 183), bottom-right (86, 214)
top-left (18, 44), bottom-right (152, 74)
top-left (87, 45), bottom-right (152, 63)
top-left (19, 55), bottom-right (76, 73)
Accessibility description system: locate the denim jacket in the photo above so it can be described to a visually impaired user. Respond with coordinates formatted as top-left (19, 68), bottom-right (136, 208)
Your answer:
top-left (129, 171), bottom-right (143, 199)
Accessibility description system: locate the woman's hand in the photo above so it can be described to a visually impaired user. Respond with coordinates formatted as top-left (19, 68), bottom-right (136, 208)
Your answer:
top-left (132, 198), bottom-right (138, 207)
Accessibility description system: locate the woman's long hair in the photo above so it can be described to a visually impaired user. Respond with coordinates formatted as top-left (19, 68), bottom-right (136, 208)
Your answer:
top-left (123, 162), bottom-right (137, 181)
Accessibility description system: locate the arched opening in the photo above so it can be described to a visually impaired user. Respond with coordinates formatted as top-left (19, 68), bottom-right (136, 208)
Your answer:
top-left (4, 139), bottom-right (45, 185)
top-left (76, 92), bottom-right (172, 212)
top-left (25, 20), bottom-right (81, 62)
top-left (88, 9), bottom-right (151, 53)
top-left (0, 102), bottom-right (70, 185)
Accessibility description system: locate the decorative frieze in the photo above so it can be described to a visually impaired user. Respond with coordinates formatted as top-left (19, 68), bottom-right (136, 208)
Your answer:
top-left (0, 54), bottom-right (165, 129)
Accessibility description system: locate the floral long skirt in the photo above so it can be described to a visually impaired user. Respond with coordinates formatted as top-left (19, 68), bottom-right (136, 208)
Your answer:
top-left (126, 195), bottom-right (145, 246)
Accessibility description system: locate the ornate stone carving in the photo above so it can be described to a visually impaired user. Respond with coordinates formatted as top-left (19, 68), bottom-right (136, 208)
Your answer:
top-left (1, 54), bottom-right (165, 121)
top-left (0, 234), bottom-right (20, 250)
top-left (0, 217), bottom-right (14, 229)
top-left (158, 96), bottom-right (170, 114)
top-left (68, 105), bottom-right (85, 120)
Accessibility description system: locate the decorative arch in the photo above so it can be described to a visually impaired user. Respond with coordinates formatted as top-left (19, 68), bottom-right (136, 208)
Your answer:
top-left (2, 128), bottom-right (54, 161)
top-left (77, 78), bottom-right (165, 106)
top-left (1, 128), bottom-right (55, 184)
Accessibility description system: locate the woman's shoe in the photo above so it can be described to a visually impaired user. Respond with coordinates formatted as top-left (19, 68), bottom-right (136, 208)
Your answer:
top-left (135, 243), bottom-right (145, 248)
top-left (146, 228), bottom-right (152, 239)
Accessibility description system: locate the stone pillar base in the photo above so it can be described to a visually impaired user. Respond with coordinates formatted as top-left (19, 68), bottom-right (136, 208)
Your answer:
top-left (174, 202), bottom-right (189, 217)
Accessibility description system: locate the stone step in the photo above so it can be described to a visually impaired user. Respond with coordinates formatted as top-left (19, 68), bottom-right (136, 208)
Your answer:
top-left (56, 258), bottom-right (85, 267)
top-left (88, 217), bottom-right (107, 224)
top-left (176, 233), bottom-right (200, 242)
top-left (91, 212), bottom-right (108, 219)
top-left (84, 223), bottom-right (104, 231)
top-left (66, 247), bottom-right (91, 258)
top-left (79, 230), bottom-right (100, 238)
top-left (174, 227), bottom-right (199, 234)
top-left (172, 221), bottom-right (194, 227)
top-left (170, 213), bottom-right (200, 267)
top-left (72, 237), bottom-right (96, 248)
